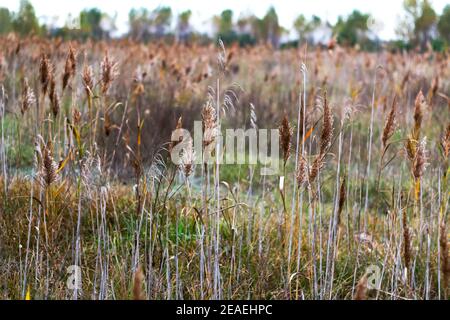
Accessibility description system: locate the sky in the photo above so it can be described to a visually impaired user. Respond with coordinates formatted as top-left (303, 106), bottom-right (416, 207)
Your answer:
top-left (0, 0), bottom-right (448, 40)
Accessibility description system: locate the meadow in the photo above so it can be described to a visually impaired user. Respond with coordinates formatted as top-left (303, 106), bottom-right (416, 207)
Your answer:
top-left (0, 34), bottom-right (448, 300)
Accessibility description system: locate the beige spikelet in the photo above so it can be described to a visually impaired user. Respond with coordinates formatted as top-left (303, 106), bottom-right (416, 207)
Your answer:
top-left (133, 266), bottom-right (145, 300)
top-left (354, 274), bottom-right (368, 300)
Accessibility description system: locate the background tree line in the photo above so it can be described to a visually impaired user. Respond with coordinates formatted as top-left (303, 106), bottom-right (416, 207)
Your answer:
top-left (1, 0), bottom-right (449, 51)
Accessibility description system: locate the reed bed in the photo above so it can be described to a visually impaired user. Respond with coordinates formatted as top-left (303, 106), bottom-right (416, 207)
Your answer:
top-left (0, 35), bottom-right (449, 300)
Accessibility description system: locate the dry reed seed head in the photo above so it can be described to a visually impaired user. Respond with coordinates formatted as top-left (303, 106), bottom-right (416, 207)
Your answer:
top-left (49, 75), bottom-right (60, 117)
top-left (21, 77), bottom-right (35, 115)
top-left (382, 95), bottom-right (397, 148)
top-left (337, 175), bottom-right (346, 226)
top-left (428, 75), bottom-right (439, 103)
top-left (413, 90), bottom-right (425, 139)
top-left (62, 45), bottom-right (77, 91)
top-left (41, 145), bottom-right (59, 187)
top-left (100, 52), bottom-right (119, 94)
top-left (169, 116), bottom-right (183, 153)
top-left (402, 210), bottom-right (411, 272)
top-left (405, 135), bottom-right (416, 161)
top-left (82, 64), bottom-right (94, 97)
top-left (296, 155), bottom-right (308, 187)
top-left (309, 153), bottom-right (325, 183)
top-left (413, 138), bottom-right (427, 180)
top-left (181, 137), bottom-right (195, 178)
top-left (320, 91), bottom-right (334, 155)
top-left (104, 112), bottom-right (112, 136)
top-left (354, 274), bottom-right (368, 300)
top-left (72, 108), bottom-right (81, 125)
top-left (279, 113), bottom-right (293, 164)
top-left (133, 266), bottom-right (145, 300)
top-left (201, 101), bottom-right (218, 148)
top-left (441, 124), bottom-right (450, 158)
top-left (39, 54), bottom-right (51, 96)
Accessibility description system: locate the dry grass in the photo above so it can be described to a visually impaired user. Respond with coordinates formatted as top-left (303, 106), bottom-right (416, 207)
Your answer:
top-left (0, 35), bottom-right (448, 300)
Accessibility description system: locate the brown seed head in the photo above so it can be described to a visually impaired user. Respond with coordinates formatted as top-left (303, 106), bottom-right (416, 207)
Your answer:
top-left (441, 124), bottom-right (450, 159)
top-left (49, 75), bottom-right (60, 117)
top-left (279, 113), bottom-right (293, 165)
top-left (354, 274), bottom-right (368, 300)
top-left (21, 77), bottom-right (35, 115)
top-left (382, 95), bottom-right (397, 148)
top-left (82, 63), bottom-right (94, 98)
top-left (133, 266), bottom-right (145, 300)
top-left (320, 91), bottom-right (334, 155)
top-left (413, 90), bottom-right (425, 140)
top-left (296, 155), bottom-right (308, 187)
top-left (100, 51), bottom-right (119, 94)
top-left (62, 45), bottom-right (77, 91)
top-left (413, 138), bottom-right (427, 180)
top-left (39, 54), bottom-right (52, 96)
top-left (201, 101), bottom-right (218, 148)
top-left (309, 154), bottom-right (325, 183)
top-left (337, 175), bottom-right (346, 226)
top-left (41, 145), bottom-right (58, 187)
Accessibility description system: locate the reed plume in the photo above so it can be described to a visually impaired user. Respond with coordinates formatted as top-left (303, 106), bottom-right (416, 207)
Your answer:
top-left (309, 153), bottom-right (325, 183)
top-left (402, 209), bottom-right (411, 273)
top-left (441, 124), bottom-right (450, 158)
top-left (413, 138), bottom-right (427, 181)
top-left (39, 54), bottom-right (51, 96)
top-left (309, 91), bottom-right (334, 183)
top-left (279, 112), bottom-right (293, 166)
top-left (20, 77), bottom-right (35, 115)
top-left (49, 74), bottom-right (60, 117)
top-left (72, 108), bottom-right (81, 125)
top-left (337, 175), bottom-right (346, 226)
top-left (296, 155), bottom-right (308, 187)
top-left (133, 266), bottom-right (145, 300)
top-left (201, 101), bottom-right (218, 149)
top-left (354, 274), bottom-right (367, 300)
top-left (100, 51), bottom-right (119, 94)
top-left (82, 63), bottom-right (94, 98)
top-left (169, 116), bottom-right (183, 153)
top-left (181, 136), bottom-right (194, 178)
top-left (40, 144), bottom-right (59, 187)
top-left (62, 45), bottom-right (77, 91)
top-left (319, 91), bottom-right (333, 155)
top-left (406, 91), bottom-right (426, 161)
top-left (428, 75), bottom-right (439, 104)
top-left (382, 95), bottom-right (397, 148)
top-left (413, 90), bottom-right (425, 141)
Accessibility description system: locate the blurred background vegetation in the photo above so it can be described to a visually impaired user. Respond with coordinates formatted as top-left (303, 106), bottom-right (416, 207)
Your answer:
top-left (0, 0), bottom-right (449, 51)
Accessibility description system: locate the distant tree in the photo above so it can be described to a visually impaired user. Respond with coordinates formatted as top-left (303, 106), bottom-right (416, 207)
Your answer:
top-left (236, 15), bottom-right (257, 46)
top-left (128, 8), bottom-right (152, 41)
top-left (12, 0), bottom-right (41, 36)
top-left (176, 10), bottom-right (192, 42)
top-left (128, 7), bottom-right (172, 41)
top-left (0, 8), bottom-right (13, 34)
top-left (437, 5), bottom-right (450, 43)
top-left (262, 7), bottom-right (282, 47)
top-left (80, 8), bottom-right (106, 40)
top-left (397, 0), bottom-right (437, 49)
top-left (334, 10), bottom-right (370, 47)
top-left (213, 9), bottom-right (236, 44)
top-left (294, 14), bottom-right (322, 44)
top-left (152, 7), bottom-right (172, 37)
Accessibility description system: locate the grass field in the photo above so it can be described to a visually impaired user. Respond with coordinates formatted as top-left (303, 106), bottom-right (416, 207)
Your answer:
top-left (0, 35), bottom-right (449, 300)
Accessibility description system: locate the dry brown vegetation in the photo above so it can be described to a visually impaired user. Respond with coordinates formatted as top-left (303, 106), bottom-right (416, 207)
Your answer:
top-left (0, 34), bottom-right (449, 300)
